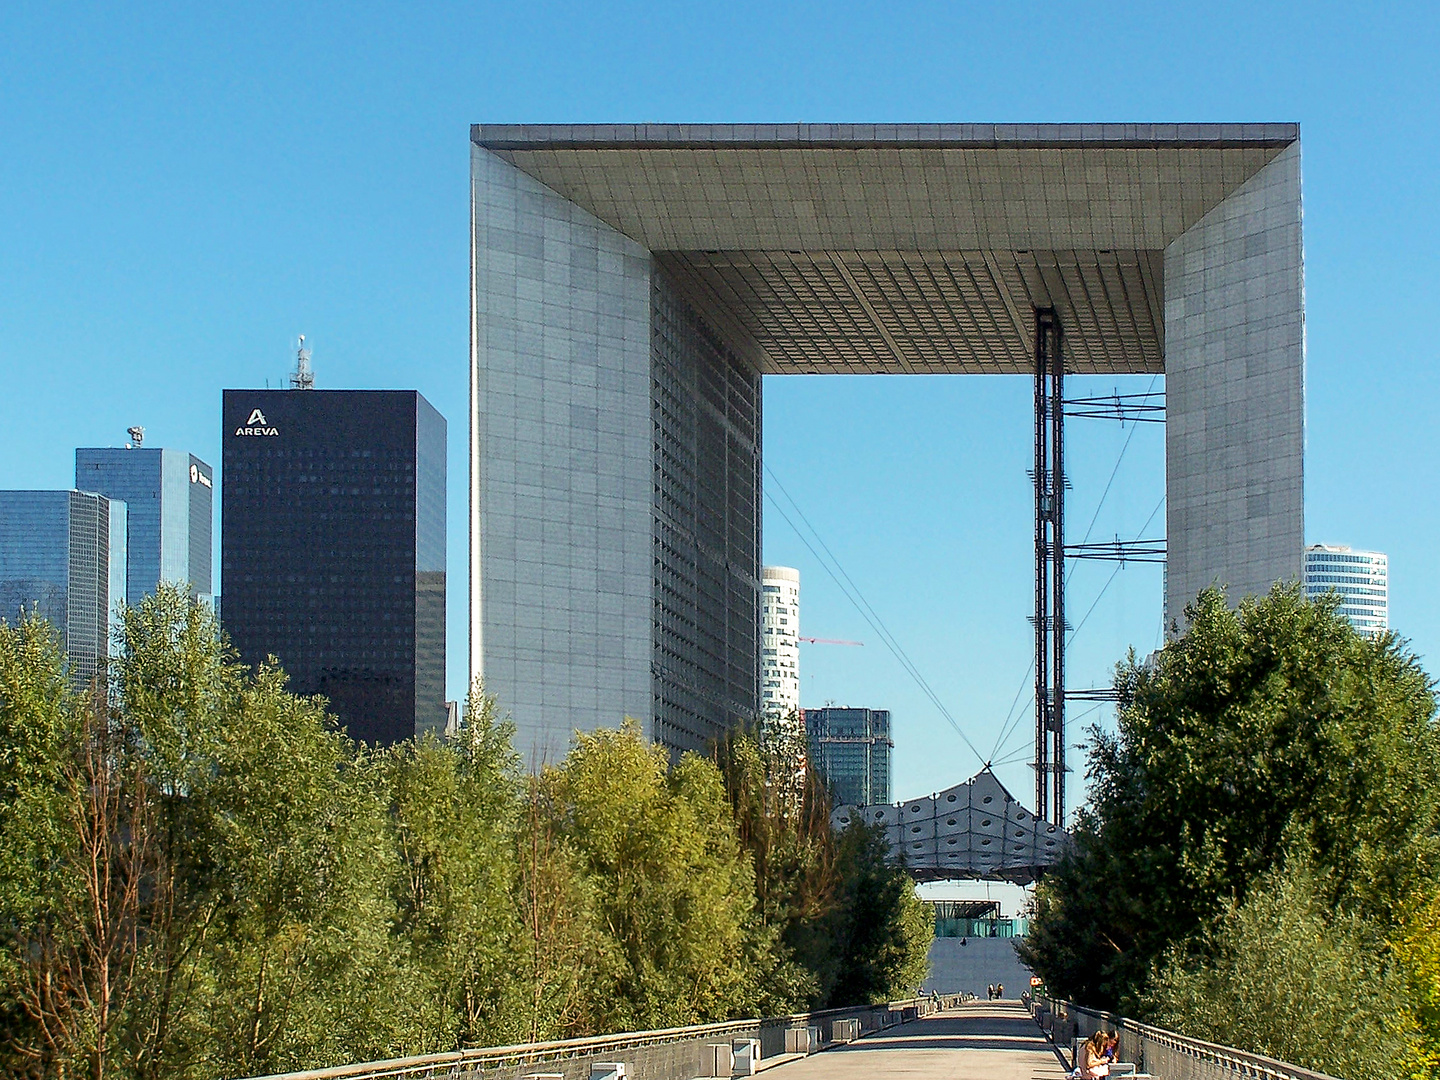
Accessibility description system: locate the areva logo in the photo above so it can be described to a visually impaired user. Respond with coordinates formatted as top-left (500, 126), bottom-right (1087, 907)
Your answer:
top-left (235, 408), bottom-right (278, 437)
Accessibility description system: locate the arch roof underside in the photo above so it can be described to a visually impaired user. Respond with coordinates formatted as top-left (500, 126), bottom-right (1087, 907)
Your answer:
top-left (473, 124), bottom-right (1296, 375)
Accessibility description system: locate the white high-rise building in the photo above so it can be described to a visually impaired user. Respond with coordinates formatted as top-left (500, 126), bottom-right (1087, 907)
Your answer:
top-left (1303, 544), bottom-right (1388, 637)
top-left (761, 566), bottom-right (801, 723)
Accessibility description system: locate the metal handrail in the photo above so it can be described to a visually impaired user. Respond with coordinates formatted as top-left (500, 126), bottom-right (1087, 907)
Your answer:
top-left (1040, 997), bottom-right (1341, 1080)
top-left (238, 995), bottom-right (961, 1080)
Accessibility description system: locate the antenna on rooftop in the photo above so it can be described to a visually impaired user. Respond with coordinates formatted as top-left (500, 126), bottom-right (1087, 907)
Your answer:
top-left (290, 335), bottom-right (315, 390)
top-left (126, 425), bottom-right (145, 449)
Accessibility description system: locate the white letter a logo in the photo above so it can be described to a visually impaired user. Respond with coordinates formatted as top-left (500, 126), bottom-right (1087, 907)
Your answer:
top-left (247, 409), bottom-right (267, 425)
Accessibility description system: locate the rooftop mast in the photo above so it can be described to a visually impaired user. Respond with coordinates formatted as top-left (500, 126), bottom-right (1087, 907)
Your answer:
top-left (290, 335), bottom-right (315, 390)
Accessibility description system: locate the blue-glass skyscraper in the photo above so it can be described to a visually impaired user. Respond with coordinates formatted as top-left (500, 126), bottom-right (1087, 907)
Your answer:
top-left (74, 444), bottom-right (213, 604)
top-left (0, 490), bottom-right (127, 688)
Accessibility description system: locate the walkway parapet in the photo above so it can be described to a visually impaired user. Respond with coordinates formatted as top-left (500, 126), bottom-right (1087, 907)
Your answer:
top-left (1026, 994), bottom-right (1342, 1080)
top-left (234, 994), bottom-right (969, 1080)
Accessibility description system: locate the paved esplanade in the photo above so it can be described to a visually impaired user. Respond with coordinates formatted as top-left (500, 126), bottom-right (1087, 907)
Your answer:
top-left (774, 1003), bottom-right (1065, 1079)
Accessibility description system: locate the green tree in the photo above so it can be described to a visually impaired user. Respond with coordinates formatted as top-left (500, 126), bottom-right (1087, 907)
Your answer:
top-left (714, 728), bottom-right (833, 1007)
top-left (715, 729), bottom-right (932, 1009)
top-left (1392, 892), bottom-right (1440, 1079)
top-left (827, 823), bottom-right (933, 1005)
top-left (543, 723), bottom-right (762, 1031)
top-left (1020, 584), bottom-right (1440, 1016)
top-left (194, 665), bottom-right (425, 1077)
top-left (0, 615), bottom-right (75, 1078)
top-left (513, 769), bottom-right (614, 1040)
top-left (1149, 862), bottom-right (1418, 1080)
top-left (0, 586), bottom-right (439, 1078)
top-left (2, 595), bottom-right (941, 1079)
top-left (6, 684), bottom-right (164, 1080)
top-left (375, 683), bottom-right (527, 1050)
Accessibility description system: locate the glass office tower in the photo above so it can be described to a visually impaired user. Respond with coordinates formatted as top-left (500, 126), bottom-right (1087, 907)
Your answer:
top-left (805, 706), bottom-right (893, 806)
top-left (75, 446), bottom-right (213, 604)
top-left (221, 389), bottom-right (446, 744)
top-left (1303, 544), bottom-right (1388, 636)
top-left (0, 490), bottom-right (127, 688)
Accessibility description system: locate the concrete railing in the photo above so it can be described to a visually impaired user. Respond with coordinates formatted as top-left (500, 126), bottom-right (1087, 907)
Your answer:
top-left (1026, 995), bottom-right (1341, 1080)
top-left (238, 994), bottom-right (970, 1080)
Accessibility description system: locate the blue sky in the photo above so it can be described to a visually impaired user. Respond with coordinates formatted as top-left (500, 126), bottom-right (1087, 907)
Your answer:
top-left (2, 1), bottom-right (1436, 807)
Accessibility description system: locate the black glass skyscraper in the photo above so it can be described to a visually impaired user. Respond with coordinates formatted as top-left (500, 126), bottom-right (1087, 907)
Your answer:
top-left (222, 390), bottom-right (446, 744)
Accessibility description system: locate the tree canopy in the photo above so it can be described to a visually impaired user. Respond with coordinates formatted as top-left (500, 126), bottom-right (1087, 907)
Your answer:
top-left (0, 585), bottom-right (933, 1079)
top-left (1019, 584), bottom-right (1440, 1078)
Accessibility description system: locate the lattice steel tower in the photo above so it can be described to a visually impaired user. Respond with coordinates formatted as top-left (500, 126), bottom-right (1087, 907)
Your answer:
top-left (1033, 308), bottom-right (1066, 828)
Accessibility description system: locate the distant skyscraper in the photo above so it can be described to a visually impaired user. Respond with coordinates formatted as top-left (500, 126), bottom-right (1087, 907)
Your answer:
top-left (222, 389), bottom-right (446, 744)
top-left (0, 490), bottom-right (127, 688)
top-left (75, 441), bottom-right (213, 604)
top-left (805, 706), bottom-right (892, 806)
top-left (1303, 544), bottom-right (1388, 636)
top-left (761, 566), bottom-right (801, 724)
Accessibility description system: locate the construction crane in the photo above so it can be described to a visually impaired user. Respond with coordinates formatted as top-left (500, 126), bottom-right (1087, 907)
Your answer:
top-left (798, 637), bottom-right (864, 646)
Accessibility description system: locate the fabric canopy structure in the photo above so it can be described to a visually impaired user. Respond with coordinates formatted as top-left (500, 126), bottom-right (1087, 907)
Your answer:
top-left (830, 768), bottom-right (1069, 884)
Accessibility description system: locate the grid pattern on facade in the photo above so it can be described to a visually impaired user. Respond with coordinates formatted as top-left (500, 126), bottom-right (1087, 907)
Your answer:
top-left (74, 447), bottom-right (213, 602)
top-left (1163, 143), bottom-right (1304, 621)
top-left (105, 501), bottom-right (128, 645)
top-left (650, 269), bottom-right (762, 754)
top-left (658, 249), bottom-right (1162, 375)
top-left (0, 491), bottom-right (119, 691)
top-left (0, 492), bottom-right (71, 638)
top-left (222, 390), bottom-right (445, 745)
top-left (187, 456), bottom-right (213, 600)
top-left (761, 567), bottom-right (800, 720)
top-left (76, 450), bottom-right (161, 602)
top-left (471, 143), bottom-right (655, 765)
top-left (65, 491), bottom-right (110, 688)
top-left (1303, 544), bottom-right (1388, 636)
top-left (475, 125), bottom-right (1292, 255)
top-left (832, 768), bottom-right (1065, 884)
top-left (470, 123), bottom-right (1306, 762)
top-left (415, 400), bottom-right (448, 737)
top-left (806, 707), bottom-right (892, 807)
top-left (474, 125), bottom-right (1291, 380)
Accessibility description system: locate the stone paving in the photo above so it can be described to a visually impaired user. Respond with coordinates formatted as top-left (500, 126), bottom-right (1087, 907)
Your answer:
top-left (763, 1002), bottom-right (1068, 1080)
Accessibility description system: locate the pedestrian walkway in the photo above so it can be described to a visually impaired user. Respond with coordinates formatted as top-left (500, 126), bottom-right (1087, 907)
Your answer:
top-left (767, 1002), bottom-right (1067, 1079)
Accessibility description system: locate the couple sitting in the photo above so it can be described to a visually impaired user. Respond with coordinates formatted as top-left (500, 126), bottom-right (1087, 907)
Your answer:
top-left (1071, 1030), bottom-right (1119, 1079)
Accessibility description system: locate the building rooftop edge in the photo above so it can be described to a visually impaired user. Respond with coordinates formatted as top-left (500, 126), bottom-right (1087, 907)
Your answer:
top-left (0, 488), bottom-right (128, 497)
top-left (222, 388), bottom-right (429, 393)
top-left (471, 121), bottom-right (1300, 150)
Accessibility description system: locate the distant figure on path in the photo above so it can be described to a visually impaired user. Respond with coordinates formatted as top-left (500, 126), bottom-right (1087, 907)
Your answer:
top-left (987, 984), bottom-right (995, 1000)
top-left (996, 982), bottom-right (1004, 999)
